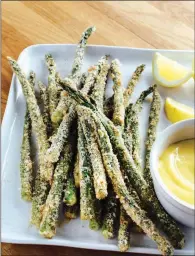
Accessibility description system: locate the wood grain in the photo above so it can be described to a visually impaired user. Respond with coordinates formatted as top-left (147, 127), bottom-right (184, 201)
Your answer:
top-left (1, 1), bottom-right (194, 255)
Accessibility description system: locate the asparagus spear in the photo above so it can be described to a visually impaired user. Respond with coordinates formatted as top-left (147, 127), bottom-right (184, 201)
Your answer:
top-left (105, 61), bottom-right (127, 241)
top-left (20, 71), bottom-right (36, 201)
top-left (110, 59), bottom-right (125, 127)
top-left (81, 65), bottom-right (99, 96)
top-left (45, 54), bottom-right (58, 117)
top-left (79, 107), bottom-right (173, 255)
top-left (77, 120), bottom-right (95, 220)
top-left (39, 143), bottom-right (73, 238)
top-left (73, 65), bottom-right (100, 192)
top-left (123, 64), bottom-right (146, 108)
top-left (91, 55), bottom-right (110, 111)
top-left (126, 85), bottom-right (156, 171)
top-left (46, 105), bottom-right (76, 163)
top-left (144, 89), bottom-right (161, 185)
top-left (78, 121), bottom-right (101, 230)
top-left (60, 85), bottom-right (184, 249)
top-left (102, 188), bottom-right (118, 239)
top-left (78, 108), bottom-right (107, 200)
top-left (8, 57), bottom-right (54, 182)
top-left (20, 105), bottom-right (33, 201)
top-left (63, 171), bottom-right (77, 206)
top-left (118, 205), bottom-right (132, 252)
top-left (38, 81), bottom-right (52, 137)
top-left (71, 26), bottom-right (96, 84)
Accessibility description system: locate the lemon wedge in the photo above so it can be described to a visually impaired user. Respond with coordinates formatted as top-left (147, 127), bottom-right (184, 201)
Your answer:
top-left (164, 97), bottom-right (194, 123)
top-left (152, 52), bottom-right (192, 87)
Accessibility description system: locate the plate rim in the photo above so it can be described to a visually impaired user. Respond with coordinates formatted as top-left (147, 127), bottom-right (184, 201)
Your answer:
top-left (2, 44), bottom-right (194, 255)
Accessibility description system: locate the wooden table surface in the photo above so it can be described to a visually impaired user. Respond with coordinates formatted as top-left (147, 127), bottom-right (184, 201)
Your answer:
top-left (1, 1), bottom-right (194, 255)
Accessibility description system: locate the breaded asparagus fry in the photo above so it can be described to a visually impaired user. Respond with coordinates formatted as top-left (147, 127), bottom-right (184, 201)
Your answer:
top-left (20, 71), bottom-right (36, 201)
top-left (39, 143), bottom-right (73, 238)
top-left (38, 81), bottom-right (52, 137)
top-left (102, 189), bottom-right (118, 239)
top-left (20, 108), bottom-right (33, 201)
top-left (63, 171), bottom-right (77, 206)
top-left (45, 54), bottom-right (58, 117)
top-left (71, 26), bottom-right (96, 84)
top-left (91, 56), bottom-right (110, 111)
top-left (110, 61), bottom-right (131, 246)
top-left (78, 107), bottom-right (107, 200)
top-left (77, 121), bottom-right (98, 222)
top-left (127, 85), bottom-right (156, 170)
top-left (144, 89), bottom-right (161, 185)
top-left (46, 105), bottom-right (76, 163)
top-left (110, 59), bottom-right (125, 127)
top-left (8, 57), bottom-right (54, 182)
top-left (78, 121), bottom-right (92, 220)
top-left (123, 64), bottom-right (146, 108)
top-left (118, 205), bottom-right (132, 252)
top-left (81, 65), bottom-right (99, 96)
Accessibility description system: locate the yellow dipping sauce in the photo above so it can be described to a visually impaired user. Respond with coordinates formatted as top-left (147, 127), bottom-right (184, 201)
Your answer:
top-left (159, 139), bottom-right (194, 206)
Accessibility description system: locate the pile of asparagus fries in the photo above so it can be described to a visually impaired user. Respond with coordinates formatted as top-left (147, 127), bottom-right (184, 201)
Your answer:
top-left (8, 26), bottom-right (185, 255)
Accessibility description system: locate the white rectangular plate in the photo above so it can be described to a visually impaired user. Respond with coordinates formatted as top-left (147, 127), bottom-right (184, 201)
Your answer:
top-left (1, 44), bottom-right (194, 255)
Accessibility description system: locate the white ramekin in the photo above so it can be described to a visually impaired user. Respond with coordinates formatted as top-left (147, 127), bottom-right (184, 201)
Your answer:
top-left (150, 119), bottom-right (195, 228)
